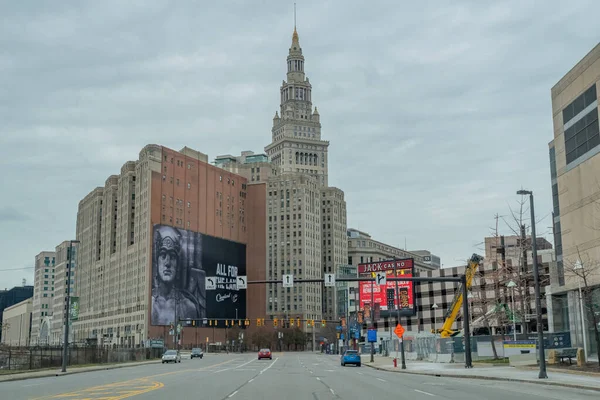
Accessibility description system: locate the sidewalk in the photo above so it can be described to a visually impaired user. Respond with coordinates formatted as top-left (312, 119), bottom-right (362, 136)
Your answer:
top-left (0, 359), bottom-right (161, 383)
top-left (361, 354), bottom-right (600, 392)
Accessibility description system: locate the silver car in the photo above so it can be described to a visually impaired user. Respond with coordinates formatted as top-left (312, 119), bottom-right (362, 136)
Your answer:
top-left (162, 350), bottom-right (181, 363)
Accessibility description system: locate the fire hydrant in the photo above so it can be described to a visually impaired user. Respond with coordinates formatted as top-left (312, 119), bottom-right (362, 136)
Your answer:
top-left (393, 358), bottom-right (397, 368)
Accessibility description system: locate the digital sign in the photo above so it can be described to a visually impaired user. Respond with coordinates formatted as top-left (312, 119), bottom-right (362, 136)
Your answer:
top-left (358, 258), bottom-right (416, 317)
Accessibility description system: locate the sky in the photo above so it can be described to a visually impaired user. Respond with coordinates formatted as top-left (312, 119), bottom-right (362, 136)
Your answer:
top-left (1, 0), bottom-right (599, 289)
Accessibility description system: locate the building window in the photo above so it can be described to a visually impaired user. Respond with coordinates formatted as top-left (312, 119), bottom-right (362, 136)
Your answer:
top-left (564, 108), bottom-right (599, 165)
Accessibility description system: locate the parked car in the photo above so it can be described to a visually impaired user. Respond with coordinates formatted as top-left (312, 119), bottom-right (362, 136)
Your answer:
top-left (258, 348), bottom-right (272, 360)
top-left (191, 348), bottom-right (204, 359)
top-left (162, 350), bottom-right (181, 363)
top-left (340, 350), bottom-right (361, 367)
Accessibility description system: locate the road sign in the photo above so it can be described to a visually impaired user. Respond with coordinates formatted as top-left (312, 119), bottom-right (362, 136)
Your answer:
top-left (367, 329), bottom-right (377, 343)
top-left (324, 273), bottom-right (335, 287)
top-left (282, 274), bottom-right (294, 287)
top-left (394, 323), bottom-right (405, 339)
top-left (206, 276), bottom-right (217, 290)
top-left (236, 276), bottom-right (247, 289)
top-left (375, 272), bottom-right (386, 286)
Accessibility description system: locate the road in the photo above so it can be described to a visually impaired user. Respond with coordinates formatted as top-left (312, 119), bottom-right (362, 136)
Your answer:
top-left (1, 352), bottom-right (599, 399)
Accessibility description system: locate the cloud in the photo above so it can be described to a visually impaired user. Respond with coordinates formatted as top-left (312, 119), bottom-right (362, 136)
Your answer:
top-left (0, 207), bottom-right (30, 222)
top-left (1, 0), bottom-right (599, 287)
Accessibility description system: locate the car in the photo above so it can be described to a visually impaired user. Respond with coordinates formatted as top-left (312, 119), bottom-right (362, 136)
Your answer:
top-left (258, 348), bottom-right (272, 360)
top-left (190, 348), bottom-right (204, 359)
top-left (162, 350), bottom-right (181, 363)
top-left (341, 349), bottom-right (361, 367)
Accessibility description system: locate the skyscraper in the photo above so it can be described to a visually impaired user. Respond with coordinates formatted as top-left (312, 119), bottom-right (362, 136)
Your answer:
top-left (264, 27), bottom-right (347, 325)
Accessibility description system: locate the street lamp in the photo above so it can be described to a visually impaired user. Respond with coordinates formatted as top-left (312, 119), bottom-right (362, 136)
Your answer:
top-left (506, 280), bottom-right (517, 341)
top-left (431, 303), bottom-right (438, 334)
top-left (517, 189), bottom-right (547, 379)
top-left (574, 260), bottom-right (588, 361)
top-left (61, 240), bottom-right (80, 373)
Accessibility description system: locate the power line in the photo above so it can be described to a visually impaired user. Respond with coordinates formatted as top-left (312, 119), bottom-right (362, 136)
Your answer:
top-left (0, 267), bottom-right (34, 272)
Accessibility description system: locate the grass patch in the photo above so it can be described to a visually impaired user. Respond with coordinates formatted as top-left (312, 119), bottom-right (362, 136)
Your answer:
top-left (475, 358), bottom-right (510, 364)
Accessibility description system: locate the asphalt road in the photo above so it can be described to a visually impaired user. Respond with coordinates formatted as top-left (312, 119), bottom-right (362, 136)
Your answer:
top-left (2, 352), bottom-right (599, 399)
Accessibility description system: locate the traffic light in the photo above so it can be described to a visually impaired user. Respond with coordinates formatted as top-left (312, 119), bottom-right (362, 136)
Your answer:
top-left (273, 318), bottom-right (278, 327)
top-left (238, 319), bottom-right (242, 326)
top-left (245, 319), bottom-right (250, 326)
top-left (306, 319), bottom-right (312, 327)
top-left (192, 320), bottom-right (196, 327)
top-left (290, 318), bottom-right (294, 327)
top-left (296, 318), bottom-right (301, 327)
top-left (225, 320), bottom-right (229, 327)
top-left (321, 320), bottom-right (326, 327)
top-left (256, 318), bottom-right (262, 327)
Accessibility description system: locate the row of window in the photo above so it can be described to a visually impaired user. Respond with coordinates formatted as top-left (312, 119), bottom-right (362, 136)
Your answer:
top-left (563, 84), bottom-right (597, 125)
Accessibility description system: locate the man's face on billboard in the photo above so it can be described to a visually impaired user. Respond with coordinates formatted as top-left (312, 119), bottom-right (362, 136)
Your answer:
top-left (158, 249), bottom-right (178, 283)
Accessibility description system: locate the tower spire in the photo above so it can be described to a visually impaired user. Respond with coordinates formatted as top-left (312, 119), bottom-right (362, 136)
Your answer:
top-left (292, 3), bottom-right (299, 44)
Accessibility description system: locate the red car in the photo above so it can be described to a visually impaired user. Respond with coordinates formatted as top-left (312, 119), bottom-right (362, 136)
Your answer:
top-left (258, 348), bottom-right (272, 360)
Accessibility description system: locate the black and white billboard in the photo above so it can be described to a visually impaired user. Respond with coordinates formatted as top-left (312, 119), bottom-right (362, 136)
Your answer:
top-left (151, 224), bottom-right (246, 326)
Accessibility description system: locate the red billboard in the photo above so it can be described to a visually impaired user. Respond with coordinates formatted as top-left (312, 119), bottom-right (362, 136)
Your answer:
top-left (358, 259), bottom-right (415, 317)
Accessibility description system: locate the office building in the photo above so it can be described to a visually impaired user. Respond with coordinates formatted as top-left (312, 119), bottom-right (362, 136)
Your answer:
top-left (0, 285), bottom-right (34, 343)
top-left (214, 151), bottom-right (275, 183)
top-left (547, 42), bottom-right (600, 356)
top-left (30, 251), bottom-right (55, 344)
top-left (72, 145), bottom-right (267, 347)
top-left (263, 27), bottom-right (347, 326)
top-left (0, 298), bottom-right (33, 346)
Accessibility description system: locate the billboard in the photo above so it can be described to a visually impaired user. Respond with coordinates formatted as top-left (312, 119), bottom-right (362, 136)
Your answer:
top-left (151, 224), bottom-right (246, 326)
top-left (358, 258), bottom-right (415, 317)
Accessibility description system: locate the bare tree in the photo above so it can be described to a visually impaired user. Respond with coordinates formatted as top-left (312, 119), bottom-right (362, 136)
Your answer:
top-left (564, 248), bottom-right (600, 368)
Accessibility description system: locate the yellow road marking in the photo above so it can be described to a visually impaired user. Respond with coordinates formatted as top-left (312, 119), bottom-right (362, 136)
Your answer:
top-left (31, 358), bottom-right (238, 400)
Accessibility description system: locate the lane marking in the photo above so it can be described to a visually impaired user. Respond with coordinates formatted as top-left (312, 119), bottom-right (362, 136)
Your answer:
top-left (356, 371), bottom-right (364, 375)
top-left (215, 358), bottom-right (256, 373)
top-left (23, 383), bottom-right (43, 387)
top-left (330, 388), bottom-right (335, 395)
top-left (259, 357), bottom-right (279, 374)
top-left (316, 377), bottom-right (321, 381)
top-left (377, 378), bottom-right (387, 382)
top-left (248, 378), bottom-right (254, 383)
top-left (228, 390), bottom-right (239, 398)
top-left (415, 389), bottom-right (435, 396)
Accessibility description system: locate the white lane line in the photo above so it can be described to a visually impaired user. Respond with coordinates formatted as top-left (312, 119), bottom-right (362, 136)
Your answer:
top-left (377, 378), bottom-right (386, 382)
top-left (259, 357), bottom-right (279, 374)
top-left (316, 377), bottom-right (321, 381)
top-left (215, 358), bottom-right (256, 373)
top-left (330, 388), bottom-right (335, 395)
top-left (228, 390), bottom-right (239, 398)
top-left (248, 378), bottom-right (254, 383)
top-left (325, 369), bottom-right (334, 372)
top-left (309, 370), bottom-right (314, 374)
top-left (356, 371), bottom-right (364, 375)
top-left (414, 389), bottom-right (435, 396)
top-left (23, 383), bottom-right (43, 387)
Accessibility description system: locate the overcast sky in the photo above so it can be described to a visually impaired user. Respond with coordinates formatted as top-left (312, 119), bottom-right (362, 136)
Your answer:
top-left (1, 1), bottom-right (599, 289)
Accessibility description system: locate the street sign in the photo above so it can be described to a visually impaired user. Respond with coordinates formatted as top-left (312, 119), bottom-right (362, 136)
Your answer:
top-left (375, 272), bottom-right (386, 286)
top-left (206, 276), bottom-right (217, 290)
top-left (324, 273), bottom-right (336, 287)
top-left (282, 274), bottom-right (294, 287)
top-left (367, 329), bottom-right (377, 343)
top-left (236, 276), bottom-right (247, 289)
top-left (394, 323), bottom-right (405, 339)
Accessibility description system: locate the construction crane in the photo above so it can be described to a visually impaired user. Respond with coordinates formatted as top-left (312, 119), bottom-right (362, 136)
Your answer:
top-left (432, 253), bottom-right (483, 338)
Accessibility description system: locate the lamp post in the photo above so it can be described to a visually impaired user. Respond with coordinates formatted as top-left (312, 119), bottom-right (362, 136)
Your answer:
top-left (61, 240), bottom-right (80, 373)
top-left (574, 259), bottom-right (588, 361)
top-left (431, 303), bottom-right (438, 333)
top-left (506, 280), bottom-right (517, 341)
top-left (517, 189), bottom-right (547, 379)
top-left (467, 292), bottom-right (474, 327)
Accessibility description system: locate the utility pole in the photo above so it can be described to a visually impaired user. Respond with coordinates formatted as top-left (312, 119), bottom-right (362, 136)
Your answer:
top-left (61, 240), bottom-right (80, 373)
top-left (395, 269), bottom-right (406, 369)
top-left (517, 189), bottom-right (547, 379)
top-left (520, 224), bottom-right (529, 333)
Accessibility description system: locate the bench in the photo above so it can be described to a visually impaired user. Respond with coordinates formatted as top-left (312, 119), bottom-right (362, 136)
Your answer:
top-left (557, 348), bottom-right (577, 365)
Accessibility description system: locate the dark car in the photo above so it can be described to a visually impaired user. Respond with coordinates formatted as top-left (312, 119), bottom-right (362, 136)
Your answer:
top-left (258, 348), bottom-right (272, 360)
top-left (191, 348), bottom-right (203, 359)
top-left (341, 350), bottom-right (361, 367)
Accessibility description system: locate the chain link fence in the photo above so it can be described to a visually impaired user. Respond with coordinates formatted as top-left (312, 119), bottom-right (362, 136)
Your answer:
top-left (0, 345), bottom-right (163, 372)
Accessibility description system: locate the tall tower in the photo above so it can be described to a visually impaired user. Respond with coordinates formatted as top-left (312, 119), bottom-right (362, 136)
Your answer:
top-left (265, 27), bottom-right (329, 187)
top-left (264, 26), bottom-right (347, 328)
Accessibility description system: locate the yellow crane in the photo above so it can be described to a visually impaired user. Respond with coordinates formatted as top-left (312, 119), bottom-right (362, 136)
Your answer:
top-left (432, 253), bottom-right (483, 338)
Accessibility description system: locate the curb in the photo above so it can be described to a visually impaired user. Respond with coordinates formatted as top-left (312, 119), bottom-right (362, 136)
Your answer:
top-left (362, 363), bottom-right (600, 392)
top-left (0, 360), bottom-right (162, 383)
top-left (521, 365), bottom-right (600, 378)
